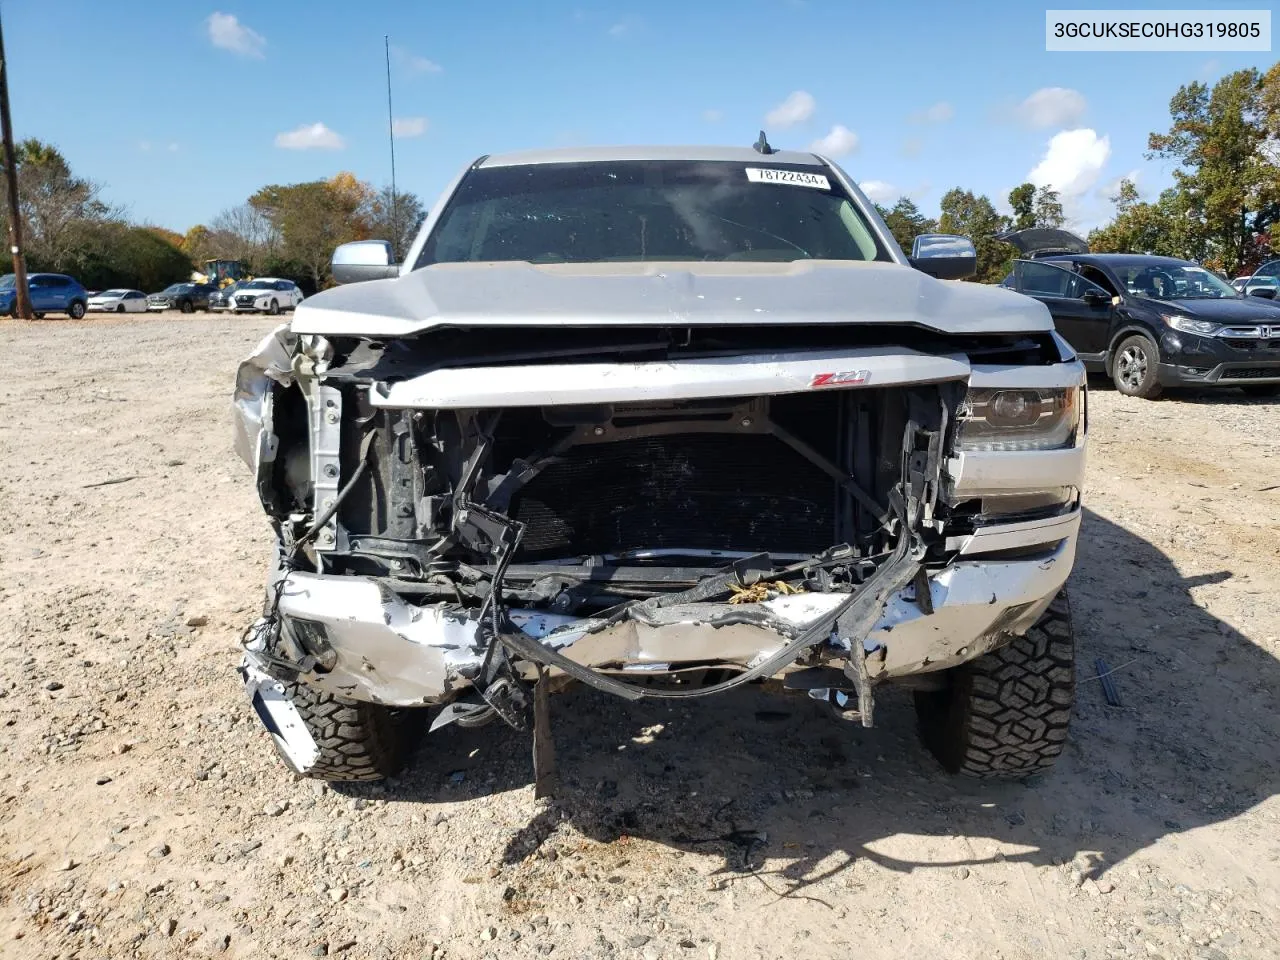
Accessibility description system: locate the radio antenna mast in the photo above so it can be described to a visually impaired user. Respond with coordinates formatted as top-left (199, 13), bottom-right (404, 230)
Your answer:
top-left (384, 35), bottom-right (398, 251)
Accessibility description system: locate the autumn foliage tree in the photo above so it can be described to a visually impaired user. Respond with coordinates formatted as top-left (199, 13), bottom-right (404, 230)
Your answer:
top-left (938, 188), bottom-right (1011, 282)
top-left (1143, 66), bottom-right (1277, 273)
top-left (247, 174), bottom-right (375, 290)
top-left (873, 197), bottom-right (937, 256)
top-left (0, 139), bottom-right (120, 271)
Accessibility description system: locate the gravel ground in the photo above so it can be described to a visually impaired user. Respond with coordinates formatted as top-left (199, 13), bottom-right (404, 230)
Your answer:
top-left (1, 313), bottom-right (1279, 960)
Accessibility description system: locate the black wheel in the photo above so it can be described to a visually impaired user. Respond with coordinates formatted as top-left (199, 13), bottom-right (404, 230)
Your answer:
top-left (1111, 334), bottom-right (1162, 398)
top-left (268, 680), bottom-right (403, 781)
top-left (267, 299), bottom-right (281, 316)
top-left (33, 312), bottom-right (45, 320)
top-left (1240, 384), bottom-right (1280, 398)
top-left (116, 303), bottom-right (125, 313)
top-left (68, 301), bottom-right (85, 320)
top-left (914, 592), bottom-right (1075, 779)
top-left (179, 299), bottom-right (194, 314)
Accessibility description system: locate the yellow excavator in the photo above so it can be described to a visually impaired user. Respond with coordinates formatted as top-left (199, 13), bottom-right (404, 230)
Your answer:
top-left (191, 259), bottom-right (250, 288)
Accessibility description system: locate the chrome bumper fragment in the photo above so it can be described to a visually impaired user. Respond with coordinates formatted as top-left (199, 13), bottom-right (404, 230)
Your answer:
top-left (241, 512), bottom-right (1078, 706)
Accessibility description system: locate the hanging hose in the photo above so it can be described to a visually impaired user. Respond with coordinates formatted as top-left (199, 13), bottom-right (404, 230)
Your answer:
top-left (492, 503), bottom-right (921, 702)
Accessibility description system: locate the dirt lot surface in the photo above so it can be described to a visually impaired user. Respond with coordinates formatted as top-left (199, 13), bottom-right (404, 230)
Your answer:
top-left (2, 313), bottom-right (1279, 960)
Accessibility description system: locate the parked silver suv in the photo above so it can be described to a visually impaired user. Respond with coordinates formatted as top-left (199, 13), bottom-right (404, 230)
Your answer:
top-left (234, 144), bottom-right (1085, 783)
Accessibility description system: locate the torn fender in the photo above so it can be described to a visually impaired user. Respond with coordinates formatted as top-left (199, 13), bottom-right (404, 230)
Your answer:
top-left (232, 323), bottom-right (294, 507)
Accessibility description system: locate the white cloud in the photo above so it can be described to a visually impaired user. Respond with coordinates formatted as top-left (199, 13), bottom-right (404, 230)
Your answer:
top-left (274, 122), bottom-right (346, 151)
top-left (391, 117), bottom-right (428, 138)
top-left (1098, 169), bottom-right (1141, 201)
top-left (859, 180), bottom-right (898, 204)
top-left (607, 18), bottom-right (638, 37)
top-left (911, 101), bottom-right (954, 124)
top-left (167, 143), bottom-right (179, 153)
top-left (391, 45), bottom-right (442, 74)
top-left (809, 124), bottom-right (859, 157)
top-left (138, 141), bottom-right (151, 152)
top-left (1028, 128), bottom-right (1111, 198)
top-left (1016, 87), bottom-right (1087, 129)
top-left (702, 109), bottom-right (723, 123)
top-left (901, 137), bottom-right (923, 158)
top-left (206, 12), bottom-right (266, 58)
top-left (765, 91), bottom-right (816, 129)
top-left (908, 181), bottom-right (932, 202)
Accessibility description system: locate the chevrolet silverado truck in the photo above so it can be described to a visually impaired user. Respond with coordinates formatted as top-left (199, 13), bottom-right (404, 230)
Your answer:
top-left (233, 144), bottom-right (1085, 784)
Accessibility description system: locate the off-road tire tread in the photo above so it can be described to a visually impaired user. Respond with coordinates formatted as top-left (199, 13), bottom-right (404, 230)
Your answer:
top-left (275, 680), bottom-right (402, 782)
top-left (916, 592), bottom-right (1075, 779)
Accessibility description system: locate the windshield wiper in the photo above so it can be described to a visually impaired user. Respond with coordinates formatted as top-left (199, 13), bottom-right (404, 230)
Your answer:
top-left (705, 213), bottom-right (811, 258)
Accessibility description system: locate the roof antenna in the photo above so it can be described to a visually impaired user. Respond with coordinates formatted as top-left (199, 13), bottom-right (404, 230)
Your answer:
top-left (753, 130), bottom-right (775, 155)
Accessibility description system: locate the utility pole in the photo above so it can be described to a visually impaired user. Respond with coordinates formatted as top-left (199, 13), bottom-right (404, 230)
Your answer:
top-left (0, 9), bottom-right (30, 319)
top-left (384, 36), bottom-right (398, 256)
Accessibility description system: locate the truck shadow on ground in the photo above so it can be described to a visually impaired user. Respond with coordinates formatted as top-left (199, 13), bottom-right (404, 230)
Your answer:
top-left (368, 508), bottom-right (1280, 896)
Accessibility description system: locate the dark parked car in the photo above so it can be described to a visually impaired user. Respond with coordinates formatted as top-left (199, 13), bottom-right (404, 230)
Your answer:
top-left (208, 281), bottom-right (248, 311)
top-left (147, 282), bottom-right (217, 313)
top-left (0, 273), bottom-right (89, 319)
top-left (1002, 229), bottom-right (1280, 399)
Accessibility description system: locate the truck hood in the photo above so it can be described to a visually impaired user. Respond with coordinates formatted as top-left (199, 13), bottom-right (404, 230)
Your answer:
top-left (290, 260), bottom-right (1052, 337)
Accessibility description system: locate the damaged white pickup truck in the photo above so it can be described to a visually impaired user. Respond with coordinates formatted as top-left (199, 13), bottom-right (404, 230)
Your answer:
top-left (233, 144), bottom-right (1085, 784)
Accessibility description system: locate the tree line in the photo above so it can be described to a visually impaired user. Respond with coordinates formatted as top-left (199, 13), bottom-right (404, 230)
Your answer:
top-left (876, 63), bottom-right (1279, 283)
top-left (0, 144), bottom-right (425, 294)
top-left (2, 62), bottom-right (1275, 293)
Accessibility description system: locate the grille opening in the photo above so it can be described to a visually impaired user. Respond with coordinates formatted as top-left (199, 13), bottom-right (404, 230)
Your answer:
top-left (488, 390), bottom-right (911, 562)
top-left (511, 432), bottom-right (837, 559)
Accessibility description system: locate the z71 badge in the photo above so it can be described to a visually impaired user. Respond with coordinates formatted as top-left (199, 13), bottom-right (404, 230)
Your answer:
top-left (810, 370), bottom-right (870, 388)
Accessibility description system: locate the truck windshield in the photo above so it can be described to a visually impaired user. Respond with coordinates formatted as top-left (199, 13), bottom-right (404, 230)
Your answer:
top-left (417, 160), bottom-right (890, 267)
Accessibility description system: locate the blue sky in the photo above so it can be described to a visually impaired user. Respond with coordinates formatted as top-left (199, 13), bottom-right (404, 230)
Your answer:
top-left (5, 1), bottom-right (1273, 232)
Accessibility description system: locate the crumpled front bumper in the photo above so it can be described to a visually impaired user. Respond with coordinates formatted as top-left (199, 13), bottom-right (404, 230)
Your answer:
top-left (242, 512), bottom-right (1078, 706)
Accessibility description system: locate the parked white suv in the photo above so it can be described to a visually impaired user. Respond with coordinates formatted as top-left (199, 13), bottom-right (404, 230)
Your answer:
top-left (231, 278), bottom-right (304, 315)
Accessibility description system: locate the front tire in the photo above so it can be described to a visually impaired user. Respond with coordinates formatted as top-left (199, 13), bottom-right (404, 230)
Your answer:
top-left (269, 680), bottom-right (403, 781)
top-left (267, 299), bottom-right (281, 316)
top-left (915, 592), bottom-right (1075, 779)
top-left (1111, 334), bottom-right (1162, 399)
top-left (179, 300), bottom-right (194, 314)
top-left (116, 303), bottom-right (125, 313)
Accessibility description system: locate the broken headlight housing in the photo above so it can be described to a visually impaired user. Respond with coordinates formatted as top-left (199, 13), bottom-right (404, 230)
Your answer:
top-left (955, 386), bottom-right (1080, 452)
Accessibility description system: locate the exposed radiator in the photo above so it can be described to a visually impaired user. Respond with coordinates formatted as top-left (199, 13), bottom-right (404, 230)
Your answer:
top-left (511, 433), bottom-right (837, 559)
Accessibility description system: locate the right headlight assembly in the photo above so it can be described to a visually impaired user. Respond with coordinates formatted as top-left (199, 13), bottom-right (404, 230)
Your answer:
top-left (955, 386), bottom-right (1081, 452)
top-left (1161, 314), bottom-right (1219, 336)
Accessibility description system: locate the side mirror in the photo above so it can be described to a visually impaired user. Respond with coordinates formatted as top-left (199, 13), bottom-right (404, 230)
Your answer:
top-left (1081, 288), bottom-right (1111, 307)
top-left (331, 240), bottom-right (399, 285)
top-left (1248, 287), bottom-right (1276, 299)
top-left (909, 233), bottom-right (977, 281)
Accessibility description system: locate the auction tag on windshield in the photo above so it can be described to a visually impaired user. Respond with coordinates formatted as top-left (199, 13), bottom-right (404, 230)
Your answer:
top-left (746, 167), bottom-right (831, 189)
